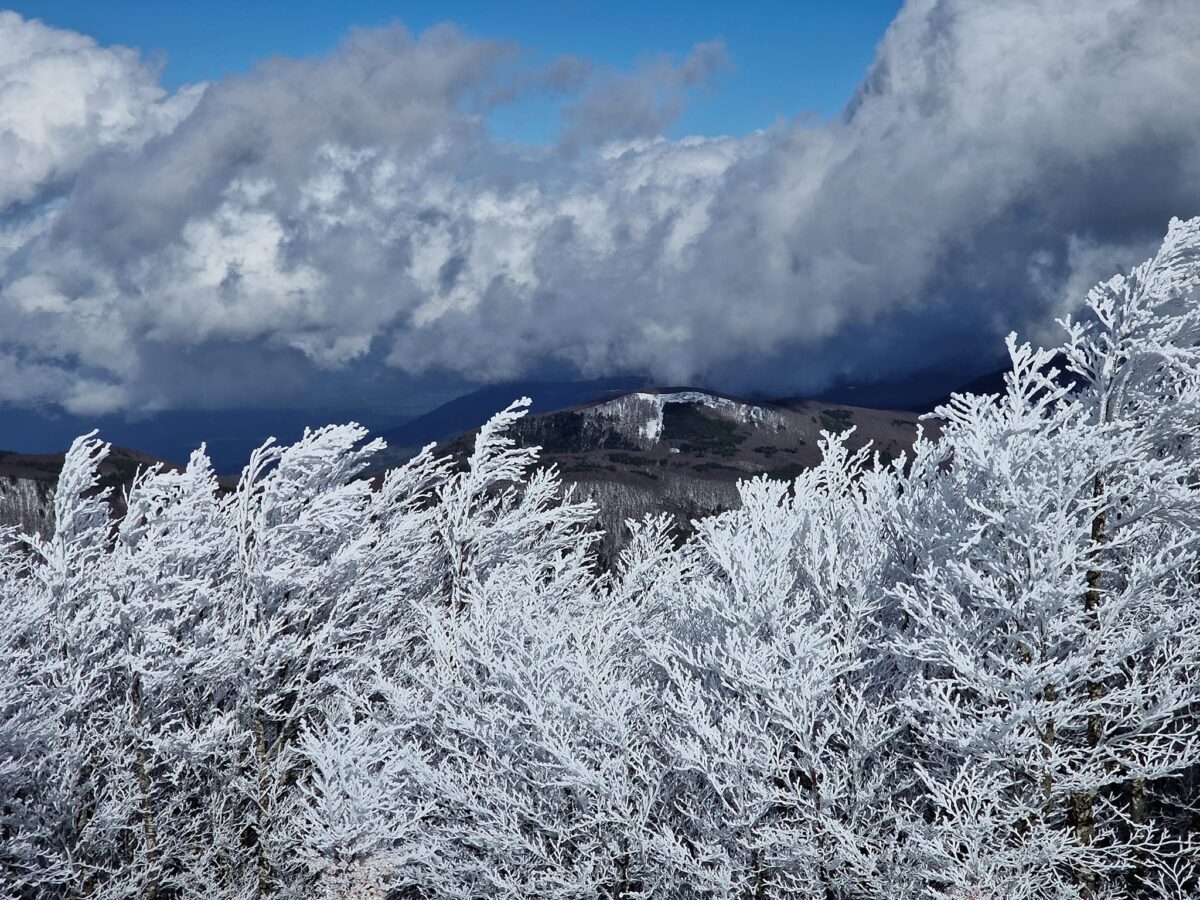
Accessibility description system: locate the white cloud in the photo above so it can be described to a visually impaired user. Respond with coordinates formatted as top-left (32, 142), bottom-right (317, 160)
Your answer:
top-left (1, 2), bottom-right (1200, 414)
top-left (0, 11), bottom-right (201, 212)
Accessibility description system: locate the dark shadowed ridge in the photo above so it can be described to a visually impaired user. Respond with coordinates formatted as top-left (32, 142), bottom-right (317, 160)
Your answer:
top-left (915, 353), bottom-right (1074, 414)
top-left (789, 356), bottom-right (1008, 414)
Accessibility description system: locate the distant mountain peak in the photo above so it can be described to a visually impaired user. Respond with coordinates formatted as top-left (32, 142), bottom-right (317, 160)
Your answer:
top-left (573, 389), bottom-right (793, 447)
top-left (429, 387), bottom-right (929, 562)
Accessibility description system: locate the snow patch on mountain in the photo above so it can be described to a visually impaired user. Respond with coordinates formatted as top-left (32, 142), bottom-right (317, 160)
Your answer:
top-left (584, 390), bottom-right (790, 448)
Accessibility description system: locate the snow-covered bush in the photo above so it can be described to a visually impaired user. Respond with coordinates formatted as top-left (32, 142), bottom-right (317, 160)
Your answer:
top-left (642, 438), bottom-right (910, 898)
top-left (893, 221), bottom-right (1200, 899)
top-left (2, 219), bottom-right (1199, 899)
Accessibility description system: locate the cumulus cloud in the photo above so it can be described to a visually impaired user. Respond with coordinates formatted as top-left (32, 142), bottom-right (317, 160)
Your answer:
top-left (1, 1), bottom-right (1200, 414)
top-left (0, 11), bottom-right (200, 211)
top-left (559, 40), bottom-right (730, 151)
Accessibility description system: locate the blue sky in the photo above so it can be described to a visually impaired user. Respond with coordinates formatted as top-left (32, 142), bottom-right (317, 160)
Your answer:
top-left (9, 0), bottom-right (902, 140)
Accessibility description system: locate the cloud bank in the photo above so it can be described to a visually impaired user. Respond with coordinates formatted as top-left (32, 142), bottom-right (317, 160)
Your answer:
top-left (2, 1), bottom-right (1200, 414)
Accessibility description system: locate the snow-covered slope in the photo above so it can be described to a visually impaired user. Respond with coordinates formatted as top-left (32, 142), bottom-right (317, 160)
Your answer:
top-left (586, 390), bottom-right (794, 445)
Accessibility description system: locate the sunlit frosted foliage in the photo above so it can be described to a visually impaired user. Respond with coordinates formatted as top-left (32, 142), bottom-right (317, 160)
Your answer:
top-left (3, 221), bottom-right (1200, 898)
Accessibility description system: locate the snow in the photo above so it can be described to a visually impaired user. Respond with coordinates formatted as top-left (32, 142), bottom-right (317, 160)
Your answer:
top-left (585, 389), bottom-right (788, 448)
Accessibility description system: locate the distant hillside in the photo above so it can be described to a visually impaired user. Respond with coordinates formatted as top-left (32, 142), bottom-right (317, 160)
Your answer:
top-left (2, 384), bottom-right (946, 553)
top-left (0, 362), bottom-right (1005, 477)
top-left (0, 383), bottom-right (645, 538)
top-left (373, 377), bottom-right (645, 466)
top-left (0, 446), bottom-right (189, 538)
top-left (435, 389), bottom-right (934, 560)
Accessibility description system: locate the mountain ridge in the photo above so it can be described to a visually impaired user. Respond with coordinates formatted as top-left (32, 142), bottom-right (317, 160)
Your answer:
top-left (433, 387), bottom-right (935, 559)
top-left (2, 377), bottom-right (976, 549)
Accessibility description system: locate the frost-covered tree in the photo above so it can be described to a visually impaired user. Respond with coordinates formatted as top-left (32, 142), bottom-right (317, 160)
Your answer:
top-left (291, 401), bottom-right (651, 899)
top-left (0, 400), bottom-right (613, 898)
top-left (893, 219), bottom-right (1200, 899)
top-left (645, 437), bottom-right (912, 899)
top-left (2, 220), bottom-right (1200, 900)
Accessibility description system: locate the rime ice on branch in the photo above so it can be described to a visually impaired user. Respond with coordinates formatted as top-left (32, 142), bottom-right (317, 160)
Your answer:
top-left (2, 220), bottom-right (1200, 899)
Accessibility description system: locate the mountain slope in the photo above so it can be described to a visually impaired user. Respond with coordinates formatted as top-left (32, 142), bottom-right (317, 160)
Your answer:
top-left (374, 377), bottom-right (645, 463)
top-left (2, 387), bottom-right (935, 555)
top-left (438, 388), bottom-right (933, 559)
top-left (0, 446), bottom-right (189, 538)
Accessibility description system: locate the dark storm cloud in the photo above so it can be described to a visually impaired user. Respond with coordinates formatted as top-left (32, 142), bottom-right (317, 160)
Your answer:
top-left (1, 0), bottom-right (1199, 414)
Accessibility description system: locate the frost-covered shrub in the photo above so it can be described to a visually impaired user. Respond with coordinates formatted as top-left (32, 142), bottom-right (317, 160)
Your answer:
top-left (2, 219), bottom-right (1199, 899)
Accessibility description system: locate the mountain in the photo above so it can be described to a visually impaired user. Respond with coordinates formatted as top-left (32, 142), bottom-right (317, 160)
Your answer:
top-left (1, 384), bottom-right (937, 557)
top-left (372, 377), bottom-right (646, 466)
top-left (0, 361), bottom-right (997, 477)
top-left (435, 388), bottom-right (933, 560)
